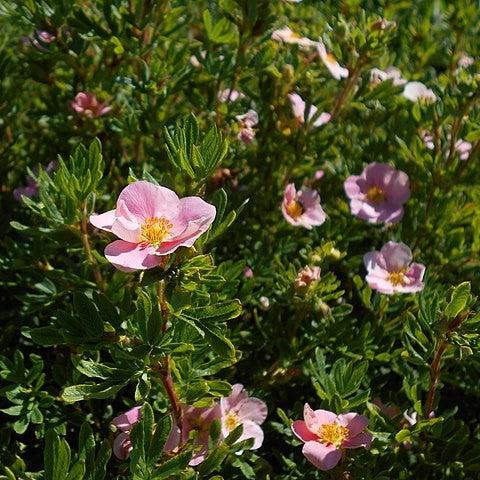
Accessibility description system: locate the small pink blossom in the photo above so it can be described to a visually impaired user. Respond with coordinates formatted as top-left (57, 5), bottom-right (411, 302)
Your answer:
top-left (294, 266), bottom-right (321, 289)
top-left (271, 26), bottom-right (317, 49)
top-left (364, 241), bottom-right (426, 295)
top-left (292, 404), bottom-right (372, 471)
top-left (288, 93), bottom-right (331, 128)
top-left (24, 30), bottom-right (55, 50)
top-left (317, 41), bottom-right (349, 80)
top-left (370, 66), bottom-right (406, 86)
top-left (90, 181), bottom-right (216, 272)
top-left (71, 92), bottom-right (112, 118)
top-left (112, 406), bottom-right (141, 460)
top-left (282, 183), bottom-right (326, 229)
top-left (344, 162), bottom-right (410, 224)
top-left (457, 53), bottom-right (474, 68)
top-left (243, 267), bottom-right (254, 278)
top-left (164, 404), bottom-right (221, 466)
top-left (455, 138), bottom-right (472, 160)
top-left (403, 81), bottom-right (437, 103)
top-left (218, 89), bottom-right (245, 103)
top-left (421, 130), bottom-right (435, 150)
top-left (313, 170), bottom-right (325, 181)
top-left (236, 110), bottom-right (259, 144)
top-left (220, 384), bottom-right (267, 452)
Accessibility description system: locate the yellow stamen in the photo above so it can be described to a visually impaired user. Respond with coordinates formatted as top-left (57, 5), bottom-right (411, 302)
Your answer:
top-left (366, 186), bottom-right (385, 203)
top-left (325, 53), bottom-right (337, 64)
top-left (286, 199), bottom-right (304, 219)
top-left (224, 411), bottom-right (240, 432)
top-left (388, 270), bottom-right (406, 286)
top-left (318, 422), bottom-right (349, 447)
top-left (140, 217), bottom-right (173, 247)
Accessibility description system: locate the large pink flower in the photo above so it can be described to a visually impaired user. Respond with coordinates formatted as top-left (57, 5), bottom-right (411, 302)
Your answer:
top-left (363, 241), bottom-right (425, 295)
top-left (292, 404), bottom-right (372, 471)
top-left (164, 404), bottom-right (221, 466)
top-left (90, 181), bottom-right (216, 272)
top-left (71, 92), bottom-right (112, 118)
top-left (344, 162), bottom-right (410, 224)
top-left (220, 384), bottom-right (268, 452)
top-left (112, 406), bottom-right (141, 460)
top-left (281, 183), bottom-right (326, 229)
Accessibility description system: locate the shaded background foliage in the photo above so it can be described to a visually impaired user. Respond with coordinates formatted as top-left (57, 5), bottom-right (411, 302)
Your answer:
top-left (1, 0), bottom-right (480, 478)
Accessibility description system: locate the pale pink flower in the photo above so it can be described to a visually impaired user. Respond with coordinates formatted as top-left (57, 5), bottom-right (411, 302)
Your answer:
top-left (220, 384), bottom-right (267, 453)
top-left (344, 162), bottom-right (410, 224)
top-left (455, 138), bottom-right (472, 160)
top-left (23, 30), bottom-right (55, 50)
top-left (164, 404), bottom-right (221, 466)
top-left (294, 266), bottom-right (321, 289)
top-left (71, 92), bottom-right (112, 118)
top-left (292, 404), bottom-right (372, 471)
top-left (457, 53), bottom-right (474, 68)
top-left (243, 266), bottom-right (254, 278)
top-left (236, 110), bottom-right (259, 144)
top-left (313, 170), bottom-right (325, 181)
top-left (403, 410), bottom-right (418, 426)
top-left (288, 93), bottom-right (331, 128)
top-left (218, 89), bottom-right (245, 103)
top-left (364, 241), bottom-right (426, 295)
top-left (421, 130), bottom-right (435, 150)
top-left (90, 181), bottom-right (216, 272)
top-left (112, 406), bottom-right (141, 460)
top-left (370, 66), bottom-right (406, 86)
top-left (317, 41), bottom-right (349, 80)
top-left (282, 183), bottom-right (326, 229)
top-left (259, 296), bottom-right (270, 310)
top-left (271, 26), bottom-right (317, 49)
top-left (403, 81), bottom-right (437, 103)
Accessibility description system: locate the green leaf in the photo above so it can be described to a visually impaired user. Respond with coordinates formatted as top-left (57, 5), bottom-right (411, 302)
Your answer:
top-left (151, 450), bottom-right (192, 479)
top-left (445, 282), bottom-right (471, 319)
top-left (61, 382), bottom-right (126, 403)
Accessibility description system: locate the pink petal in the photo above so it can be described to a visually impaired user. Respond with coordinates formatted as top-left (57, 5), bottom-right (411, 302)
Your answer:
top-left (112, 406), bottom-right (142, 431)
top-left (104, 240), bottom-right (163, 272)
top-left (288, 93), bottom-right (306, 122)
top-left (111, 216), bottom-right (141, 243)
top-left (304, 404), bottom-right (337, 431)
top-left (380, 242), bottom-right (412, 271)
top-left (302, 441), bottom-right (342, 470)
top-left (113, 432), bottom-right (132, 460)
top-left (337, 413), bottom-right (369, 437)
top-left (238, 398), bottom-right (268, 425)
top-left (237, 420), bottom-right (264, 450)
top-left (221, 384), bottom-right (248, 414)
top-left (90, 209), bottom-right (116, 232)
top-left (344, 175), bottom-right (363, 199)
top-left (343, 431), bottom-right (373, 449)
top-left (291, 420), bottom-right (318, 442)
top-left (117, 181), bottom-right (180, 222)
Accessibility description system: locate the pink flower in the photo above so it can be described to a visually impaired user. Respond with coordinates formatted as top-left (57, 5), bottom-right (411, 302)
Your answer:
top-left (218, 89), bottom-right (245, 103)
top-left (71, 92), bottom-right (112, 118)
top-left (294, 266), bottom-right (321, 289)
top-left (243, 266), bottom-right (254, 278)
top-left (288, 93), bottom-right (331, 128)
top-left (271, 26), bottom-right (317, 49)
top-left (164, 404), bottom-right (221, 466)
top-left (344, 162), bottom-right (410, 224)
top-left (421, 130), bottom-right (435, 150)
top-left (236, 110), bottom-right (259, 144)
top-left (457, 53), bottom-right (474, 68)
top-left (112, 406), bottom-right (141, 460)
top-left (370, 66), bottom-right (406, 86)
top-left (220, 384), bottom-right (267, 452)
top-left (403, 81), bottom-right (437, 103)
top-left (313, 170), bottom-right (325, 181)
top-left (455, 139), bottom-right (472, 161)
top-left (24, 30), bottom-right (55, 50)
top-left (282, 183), bottom-right (326, 229)
top-left (364, 241), bottom-right (426, 295)
top-left (90, 181), bottom-right (216, 272)
top-left (292, 404), bottom-right (372, 471)
top-left (317, 41), bottom-right (349, 80)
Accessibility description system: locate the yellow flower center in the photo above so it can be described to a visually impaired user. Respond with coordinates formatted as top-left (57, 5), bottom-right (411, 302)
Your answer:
top-left (286, 199), bottom-right (304, 219)
top-left (366, 186), bottom-right (385, 203)
top-left (290, 32), bottom-right (301, 39)
top-left (224, 411), bottom-right (240, 432)
top-left (140, 217), bottom-right (173, 247)
top-left (388, 269), bottom-right (407, 286)
top-left (318, 422), bottom-right (349, 447)
top-left (325, 52), bottom-right (337, 65)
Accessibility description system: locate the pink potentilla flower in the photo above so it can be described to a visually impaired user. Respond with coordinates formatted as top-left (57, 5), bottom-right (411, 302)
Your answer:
top-left (112, 406), bottom-right (141, 460)
top-left (294, 266), bottom-right (321, 289)
top-left (24, 30), bottom-right (55, 50)
top-left (313, 170), bottom-right (325, 181)
top-left (344, 162), bottom-right (410, 224)
top-left (288, 93), bottom-right (331, 128)
top-left (220, 384), bottom-right (267, 452)
top-left (457, 53), bottom-right (474, 68)
top-left (14, 161), bottom-right (57, 202)
top-left (420, 130), bottom-right (435, 150)
top-left (90, 181), bottom-right (216, 272)
top-left (218, 89), bottom-right (245, 103)
top-left (271, 26), bottom-right (317, 49)
top-left (282, 183), bottom-right (326, 229)
top-left (236, 110), bottom-right (258, 128)
top-left (455, 138), bottom-right (472, 160)
top-left (403, 81), bottom-right (437, 103)
top-left (370, 66), bottom-right (406, 86)
top-left (237, 126), bottom-right (256, 144)
top-left (164, 404), bottom-right (221, 466)
top-left (317, 41), bottom-right (349, 80)
top-left (364, 241), bottom-right (426, 295)
top-left (292, 404), bottom-right (372, 471)
top-left (71, 92), bottom-right (112, 118)
top-left (243, 266), bottom-right (254, 278)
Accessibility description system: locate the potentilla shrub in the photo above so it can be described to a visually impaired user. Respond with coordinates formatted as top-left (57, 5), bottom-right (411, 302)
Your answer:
top-left (1, 0), bottom-right (480, 479)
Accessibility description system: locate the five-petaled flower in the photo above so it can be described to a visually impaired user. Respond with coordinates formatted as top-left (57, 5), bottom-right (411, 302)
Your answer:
top-left (282, 183), bottom-right (326, 229)
top-left (292, 404), bottom-right (372, 471)
top-left (112, 406), bottom-right (141, 460)
top-left (403, 81), bottom-right (437, 103)
top-left (344, 162), bottom-right (410, 224)
top-left (90, 181), bottom-right (216, 271)
top-left (71, 92), bottom-right (112, 118)
top-left (364, 241), bottom-right (426, 295)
